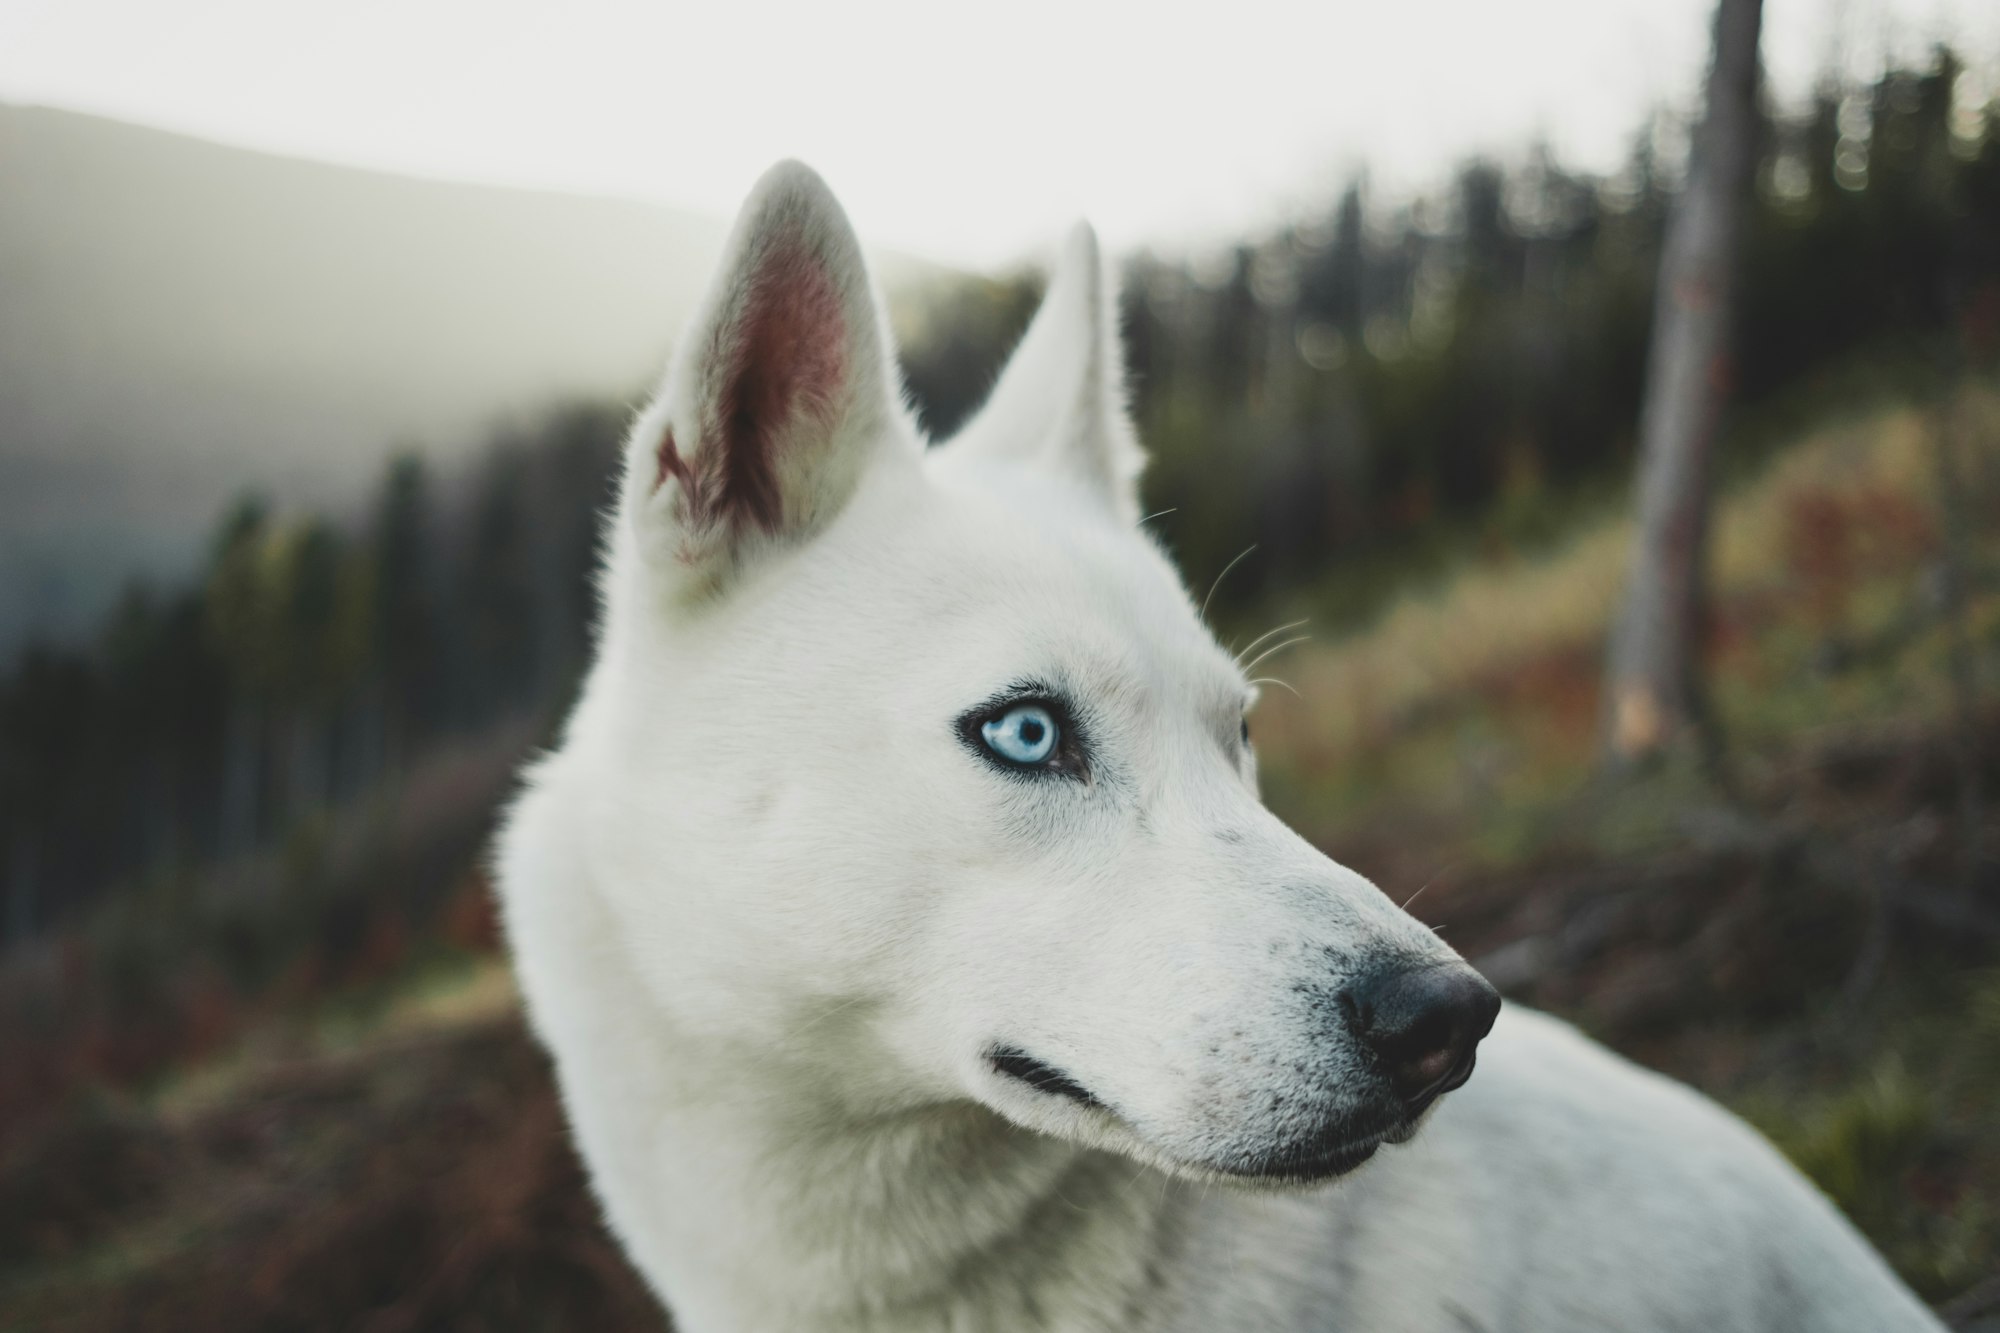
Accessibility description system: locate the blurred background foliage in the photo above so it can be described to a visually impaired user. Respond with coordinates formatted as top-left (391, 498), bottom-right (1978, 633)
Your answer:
top-left (3, 42), bottom-right (1999, 1332)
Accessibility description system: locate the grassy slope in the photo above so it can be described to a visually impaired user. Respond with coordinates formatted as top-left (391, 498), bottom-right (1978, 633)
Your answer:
top-left (1255, 380), bottom-right (2000, 851)
top-left (2, 960), bottom-right (666, 1333)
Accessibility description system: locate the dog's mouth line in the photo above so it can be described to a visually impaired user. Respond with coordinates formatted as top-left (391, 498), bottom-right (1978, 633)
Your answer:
top-left (987, 1046), bottom-right (1107, 1111)
top-left (987, 1047), bottom-right (1444, 1184)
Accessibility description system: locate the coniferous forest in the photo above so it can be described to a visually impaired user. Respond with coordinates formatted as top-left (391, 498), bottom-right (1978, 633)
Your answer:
top-left (10, 50), bottom-right (1995, 946)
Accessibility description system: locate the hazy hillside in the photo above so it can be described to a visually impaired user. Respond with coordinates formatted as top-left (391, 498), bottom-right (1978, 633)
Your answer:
top-left (0, 107), bottom-right (930, 656)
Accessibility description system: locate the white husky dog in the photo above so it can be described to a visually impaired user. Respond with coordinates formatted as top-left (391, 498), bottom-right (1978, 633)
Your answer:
top-left (496, 163), bottom-right (1942, 1332)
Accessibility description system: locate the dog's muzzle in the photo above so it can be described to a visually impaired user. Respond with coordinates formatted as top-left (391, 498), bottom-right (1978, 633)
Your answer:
top-left (1235, 961), bottom-right (1501, 1183)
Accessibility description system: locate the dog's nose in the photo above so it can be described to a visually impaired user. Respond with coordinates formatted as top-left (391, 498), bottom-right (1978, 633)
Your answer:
top-left (1349, 965), bottom-right (1501, 1108)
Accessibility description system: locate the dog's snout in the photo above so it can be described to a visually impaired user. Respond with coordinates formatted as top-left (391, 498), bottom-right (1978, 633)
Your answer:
top-left (1348, 965), bottom-right (1501, 1108)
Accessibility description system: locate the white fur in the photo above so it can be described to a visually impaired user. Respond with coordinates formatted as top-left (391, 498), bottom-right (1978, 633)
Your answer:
top-left (497, 161), bottom-right (1942, 1332)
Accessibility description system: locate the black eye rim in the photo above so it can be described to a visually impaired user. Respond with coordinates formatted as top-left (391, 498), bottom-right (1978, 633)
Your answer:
top-left (955, 687), bottom-right (1090, 781)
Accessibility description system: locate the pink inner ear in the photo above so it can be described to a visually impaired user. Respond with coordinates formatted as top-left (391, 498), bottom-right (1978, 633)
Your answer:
top-left (655, 428), bottom-right (694, 494)
top-left (708, 238), bottom-right (848, 533)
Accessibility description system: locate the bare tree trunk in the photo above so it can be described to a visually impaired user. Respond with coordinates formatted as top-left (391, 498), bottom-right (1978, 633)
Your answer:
top-left (1601, 0), bottom-right (1763, 769)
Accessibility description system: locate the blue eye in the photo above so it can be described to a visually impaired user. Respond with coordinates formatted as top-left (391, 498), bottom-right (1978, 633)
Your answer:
top-left (981, 704), bottom-right (1060, 766)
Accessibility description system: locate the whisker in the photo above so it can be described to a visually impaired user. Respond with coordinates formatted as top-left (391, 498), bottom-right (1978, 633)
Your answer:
top-left (1239, 634), bottom-right (1311, 676)
top-left (1246, 675), bottom-right (1301, 699)
top-left (1139, 507), bottom-right (1177, 528)
top-left (1233, 618), bottom-right (1310, 668)
top-left (787, 992), bottom-right (873, 1038)
top-left (1201, 545), bottom-right (1257, 624)
top-left (1399, 863), bottom-right (1460, 912)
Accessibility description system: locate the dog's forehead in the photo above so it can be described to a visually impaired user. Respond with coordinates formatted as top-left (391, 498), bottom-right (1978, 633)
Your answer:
top-left (862, 458), bottom-right (1247, 704)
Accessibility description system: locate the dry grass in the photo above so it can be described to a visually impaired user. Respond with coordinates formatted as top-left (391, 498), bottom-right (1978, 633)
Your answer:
top-left (1251, 381), bottom-right (2000, 844)
top-left (1258, 386), bottom-right (1991, 751)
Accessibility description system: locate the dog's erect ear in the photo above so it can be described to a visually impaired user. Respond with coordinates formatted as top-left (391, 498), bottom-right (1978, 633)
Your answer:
top-left (626, 161), bottom-right (908, 585)
top-left (940, 223), bottom-right (1144, 524)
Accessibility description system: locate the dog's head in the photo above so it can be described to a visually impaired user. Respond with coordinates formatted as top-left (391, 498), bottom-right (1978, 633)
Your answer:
top-left (574, 162), bottom-right (1496, 1185)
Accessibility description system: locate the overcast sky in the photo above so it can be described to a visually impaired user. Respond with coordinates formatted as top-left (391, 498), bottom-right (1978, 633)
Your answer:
top-left (3, 0), bottom-right (1996, 267)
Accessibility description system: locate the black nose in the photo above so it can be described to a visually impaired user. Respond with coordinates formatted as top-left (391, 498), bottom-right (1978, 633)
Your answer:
top-left (1348, 965), bottom-right (1501, 1108)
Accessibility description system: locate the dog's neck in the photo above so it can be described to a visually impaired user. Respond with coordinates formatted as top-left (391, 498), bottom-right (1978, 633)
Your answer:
top-left (665, 1090), bottom-right (1189, 1332)
top-left (523, 859), bottom-right (1195, 1333)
